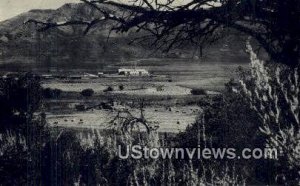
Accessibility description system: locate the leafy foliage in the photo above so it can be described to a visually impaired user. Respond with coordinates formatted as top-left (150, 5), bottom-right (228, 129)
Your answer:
top-left (238, 40), bottom-right (300, 184)
top-left (0, 73), bottom-right (42, 131)
top-left (0, 73), bottom-right (49, 185)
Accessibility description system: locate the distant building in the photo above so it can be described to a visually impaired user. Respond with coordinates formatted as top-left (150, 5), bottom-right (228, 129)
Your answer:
top-left (98, 72), bottom-right (105, 77)
top-left (69, 75), bottom-right (82, 80)
top-left (68, 73), bottom-right (98, 80)
top-left (118, 68), bottom-right (150, 76)
top-left (83, 73), bottom-right (98, 79)
top-left (41, 74), bottom-right (54, 79)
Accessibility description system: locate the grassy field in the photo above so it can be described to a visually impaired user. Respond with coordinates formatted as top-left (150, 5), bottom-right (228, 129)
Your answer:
top-left (39, 60), bottom-right (248, 133)
top-left (47, 105), bottom-right (200, 133)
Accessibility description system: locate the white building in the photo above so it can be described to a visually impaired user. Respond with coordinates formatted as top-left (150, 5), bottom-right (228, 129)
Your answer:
top-left (118, 68), bottom-right (150, 76)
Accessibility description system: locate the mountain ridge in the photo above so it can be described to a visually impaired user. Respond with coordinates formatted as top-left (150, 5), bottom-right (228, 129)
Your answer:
top-left (0, 3), bottom-right (249, 71)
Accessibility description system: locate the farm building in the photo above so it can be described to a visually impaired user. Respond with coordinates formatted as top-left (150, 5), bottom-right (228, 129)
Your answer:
top-left (83, 73), bottom-right (98, 79)
top-left (118, 68), bottom-right (150, 76)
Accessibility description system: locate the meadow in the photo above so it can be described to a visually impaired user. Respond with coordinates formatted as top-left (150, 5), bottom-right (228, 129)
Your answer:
top-left (40, 60), bottom-right (246, 133)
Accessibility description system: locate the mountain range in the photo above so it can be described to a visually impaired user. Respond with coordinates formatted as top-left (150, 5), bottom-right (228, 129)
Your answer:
top-left (0, 3), bottom-right (249, 71)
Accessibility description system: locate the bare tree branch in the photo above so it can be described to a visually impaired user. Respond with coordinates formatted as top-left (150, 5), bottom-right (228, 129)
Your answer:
top-left (25, 0), bottom-right (300, 67)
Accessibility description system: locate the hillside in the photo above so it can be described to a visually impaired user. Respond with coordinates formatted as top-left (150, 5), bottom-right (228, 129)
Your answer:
top-left (0, 3), bottom-right (249, 71)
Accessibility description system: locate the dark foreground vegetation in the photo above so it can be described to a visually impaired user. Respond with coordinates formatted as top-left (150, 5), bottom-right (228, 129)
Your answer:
top-left (0, 69), bottom-right (298, 185)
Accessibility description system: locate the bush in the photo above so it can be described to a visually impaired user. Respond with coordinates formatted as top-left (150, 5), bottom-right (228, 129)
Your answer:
top-left (190, 88), bottom-right (206, 95)
top-left (119, 85), bottom-right (124, 91)
top-left (81, 89), bottom-right (94, 97)
top-left (103, 86), bottom-right (114, 92)
top-left (156, 85), bottom-right (164, 91)
top-left (175, 89), bottom-right (264, 184)
top-left (75, 104), bottom-right (87, 111)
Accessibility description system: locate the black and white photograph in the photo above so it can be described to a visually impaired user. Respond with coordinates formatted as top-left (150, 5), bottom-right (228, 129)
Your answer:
top-left (0, 0), bottom-right (299, 185)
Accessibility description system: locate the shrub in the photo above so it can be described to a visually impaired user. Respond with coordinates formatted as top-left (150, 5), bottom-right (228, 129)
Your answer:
top-left (190, 88), bottom-right (206, 95)
top-left (175, 88), bottom-right (263, 184)
top-left (75, 104), bottom-right (87, 111)
top-left (103, 86), bottom-right (114, 92)
top-left (238, 41), bottom-right (300, 184)
top-left (156, 85), bottom-right (164, 91)
top-left (81, 89), bottom-right (94, 97)
top-left (119, 85), bottom-right (124, 91)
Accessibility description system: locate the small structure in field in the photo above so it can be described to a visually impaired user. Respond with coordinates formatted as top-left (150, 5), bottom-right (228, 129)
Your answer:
top-left (83, 73), bottom-right (98, 79)
top-left (98, 72), bottom-right (105, 77)
top-left (69, 75), bottom-right (82, 80)
top-left (41, 74), bottom-right (54, 79)
top-left (118, 68), bottom-right (150, 76)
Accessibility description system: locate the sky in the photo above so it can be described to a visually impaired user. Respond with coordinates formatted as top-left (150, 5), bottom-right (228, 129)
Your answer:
top-left (0, 0), bottom-right (80, 21)
top-left (0, 0), bottom-right (196, 22)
